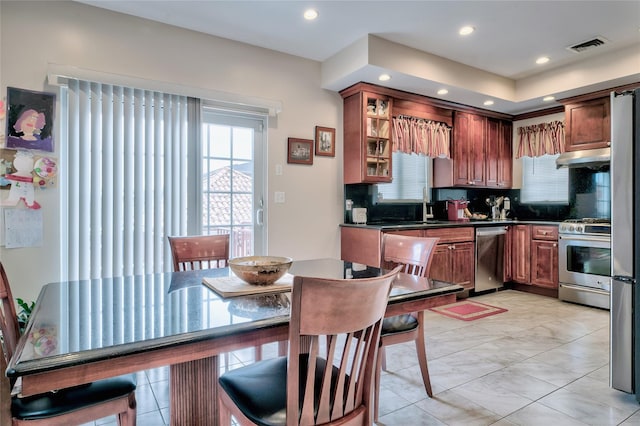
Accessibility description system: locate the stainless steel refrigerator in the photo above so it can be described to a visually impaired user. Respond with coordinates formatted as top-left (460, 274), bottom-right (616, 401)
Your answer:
top-left (610, 88), bottom-right (639, 397)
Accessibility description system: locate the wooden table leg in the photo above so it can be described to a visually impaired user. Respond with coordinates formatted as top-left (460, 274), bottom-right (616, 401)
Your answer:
top-left (170, 356), bottom-right (219, 426)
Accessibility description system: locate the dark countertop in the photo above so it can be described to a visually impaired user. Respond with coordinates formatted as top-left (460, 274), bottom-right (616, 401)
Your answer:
top-left (340, 219), bottom-right (561, 231)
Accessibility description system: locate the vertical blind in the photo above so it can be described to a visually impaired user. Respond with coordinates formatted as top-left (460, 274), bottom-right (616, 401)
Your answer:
top-left (61, 79), bottom-right (195, 281)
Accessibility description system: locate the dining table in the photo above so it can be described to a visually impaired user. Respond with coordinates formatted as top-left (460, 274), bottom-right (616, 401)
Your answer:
top-left (6, 258), bottom-right (463, 425)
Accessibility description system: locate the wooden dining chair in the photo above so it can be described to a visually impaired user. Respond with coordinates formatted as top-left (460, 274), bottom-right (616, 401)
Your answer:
top-left (375, 233), bottom-right (439, 420)
top-left (168, 234), bottom-right (230, 271)
top-left (217, 265), bottom-right (403, 426)
top-left (0, 262), bottom-right (137, 426)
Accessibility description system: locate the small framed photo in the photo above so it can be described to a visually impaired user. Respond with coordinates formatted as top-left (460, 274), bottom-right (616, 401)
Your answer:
top-left (315, 126), bottom-right (335, 157)
top-left (287, 138), bottom-right (313, 165)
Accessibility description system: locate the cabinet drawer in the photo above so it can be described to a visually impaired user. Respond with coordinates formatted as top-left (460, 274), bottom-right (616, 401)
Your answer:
top-left (423, 227), bottom-right (474, 243)
top-left (531, 225), bottom-right (558, 241)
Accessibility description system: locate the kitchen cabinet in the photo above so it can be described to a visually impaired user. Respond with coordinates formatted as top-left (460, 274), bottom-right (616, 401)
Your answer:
top-left (564, 96), bottom-right (611, 151)
top-left (341, 89), bottom-right (392, 184)
top-left (340, 226), bottom-right (474, 290)
top-left (485, 118), bottom-right (512, 188)
top-left (424, 227), bottom-right (475, 290)
top-left (434, 112), bottom-right (512, 188)
top-left (511, 224), bottom-right (558, 289)
top-left (452, 111), bottom-right (486, 186)
top-left (511, 225), bottom-right (531, 284)
top-left (530, 225), bottom-right (559, 289)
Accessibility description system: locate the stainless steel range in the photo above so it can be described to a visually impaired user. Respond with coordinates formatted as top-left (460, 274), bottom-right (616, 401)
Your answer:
top-left (558, 218), bottom-right (611, 309)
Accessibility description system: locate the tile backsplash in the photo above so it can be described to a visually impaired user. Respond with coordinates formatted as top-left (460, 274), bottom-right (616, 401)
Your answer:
top-left (344, 184), bottom-right (570, 223)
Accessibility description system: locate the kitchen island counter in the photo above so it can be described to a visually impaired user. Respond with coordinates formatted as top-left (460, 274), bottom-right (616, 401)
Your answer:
top-left (340, 219), bottom-right (561, 231)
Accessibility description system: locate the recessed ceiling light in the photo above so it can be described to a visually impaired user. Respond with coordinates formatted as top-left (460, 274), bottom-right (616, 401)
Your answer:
top-left (483, 100), bottom-right (494, 106)
top-left (378, 74), bottom-right (391, 82)
top-left (543, 96), bottom-right (555, 102)
top-left (536, 56), bottom-right (550, 65)
top-left (459, 26), bottom-right (475, 36)
top-left (437, 89), bottom-right (449, 95)
top-left (303, 9), bottom-right (318, 20)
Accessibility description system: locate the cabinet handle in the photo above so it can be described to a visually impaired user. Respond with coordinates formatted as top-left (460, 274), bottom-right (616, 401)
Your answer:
top-left (553, 243), bottom-right (557, 247)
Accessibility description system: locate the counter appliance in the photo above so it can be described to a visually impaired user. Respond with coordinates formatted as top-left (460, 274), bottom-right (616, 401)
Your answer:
top-left (610, 88), bottom-right (639, 397)
top-left (475, 226), bottom-right (507, 292)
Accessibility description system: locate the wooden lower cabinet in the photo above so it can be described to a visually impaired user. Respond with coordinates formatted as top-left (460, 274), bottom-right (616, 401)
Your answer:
top-left (510, 224), bottom-right (558, 289)
top-left (511, 225), bottom-right (531, 284)
top-left (530, 225), bottom-right (559, 289)
top-left (424, 227), bottom-right (475, 291)
top-left (340, 226), bottom-right (475, 290)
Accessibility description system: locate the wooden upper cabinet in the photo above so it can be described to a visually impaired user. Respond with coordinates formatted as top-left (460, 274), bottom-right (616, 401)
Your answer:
top-left (453, 111), bottom-right (486, 186)
top-left (342, 90), bottom-right (392, 184)
top-left (485, 118), bottom-right (512, 188)
top-left (564, 96), bottom-right (611, 151)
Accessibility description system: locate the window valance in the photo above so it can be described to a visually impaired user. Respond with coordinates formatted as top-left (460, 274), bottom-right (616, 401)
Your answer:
top-left (516, 120), bottom-right (565, 158)
top-left (392, 115), bottom-right (451, 158)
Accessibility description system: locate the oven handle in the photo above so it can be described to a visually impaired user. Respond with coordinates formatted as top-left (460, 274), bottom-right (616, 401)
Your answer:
top-left (558, 235), bottom-right (610, 244)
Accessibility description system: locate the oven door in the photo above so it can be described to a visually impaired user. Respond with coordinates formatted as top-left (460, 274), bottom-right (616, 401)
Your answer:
top-left (559, 234), bottom-right (611, 291)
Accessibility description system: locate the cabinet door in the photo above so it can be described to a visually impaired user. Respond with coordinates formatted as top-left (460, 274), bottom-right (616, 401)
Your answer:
top-left (486, 119), bottom-right (512, 188)
top-left (429, 244), bottom-right (451, 283)
top-left (511, 225), bottom-right (531, 284)
top-left (565, 97), bottom-right (611, 151)
top-left (452, 112), bottom-right (471, 186)
top-left (531, 240), bottom-right (558, 288)
top-left (498, 121), bottom-right (513, 188)
top-left (342, 90), bottom-right (393, 184)
top-left (451, 242), bottom-right (475, 290)
top-left (363, 93), bottom-right (392, 183)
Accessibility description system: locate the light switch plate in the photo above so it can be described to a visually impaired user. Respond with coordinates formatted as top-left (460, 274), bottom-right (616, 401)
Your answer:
top-left (274, 191), bottom-right (285, 203)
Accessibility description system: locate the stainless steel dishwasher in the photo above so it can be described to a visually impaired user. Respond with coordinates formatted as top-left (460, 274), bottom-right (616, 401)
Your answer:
top-left (475, 226), bottom-right (508, 292)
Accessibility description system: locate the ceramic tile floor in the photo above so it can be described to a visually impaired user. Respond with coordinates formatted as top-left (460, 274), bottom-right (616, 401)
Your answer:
top-left (85, 290), bottom-right (640, 426)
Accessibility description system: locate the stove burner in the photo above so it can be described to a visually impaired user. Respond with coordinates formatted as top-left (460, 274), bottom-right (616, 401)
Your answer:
top-left (563, 218), bottom-right (611, 224)
top-left (559, 217), bottom-right (611, 236)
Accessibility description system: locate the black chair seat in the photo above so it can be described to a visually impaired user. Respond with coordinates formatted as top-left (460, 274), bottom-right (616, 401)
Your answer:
top-left (381, 313), bottom-right (418, 335)
top-left (12, 374), bottom-right (136, 420)
top-left (218, 355), bottom-right (341, 426)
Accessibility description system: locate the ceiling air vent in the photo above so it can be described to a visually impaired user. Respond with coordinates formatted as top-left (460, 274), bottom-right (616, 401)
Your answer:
top-left (567, 36), bottom-right (608, 53)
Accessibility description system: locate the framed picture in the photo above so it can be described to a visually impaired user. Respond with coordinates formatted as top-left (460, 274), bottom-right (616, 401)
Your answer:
top-left (5, 87), bottom-right (56, 152)
top-left (287, 138), bottom-right (313, 165)
top-left (315, 126), bottom-right (335, 157)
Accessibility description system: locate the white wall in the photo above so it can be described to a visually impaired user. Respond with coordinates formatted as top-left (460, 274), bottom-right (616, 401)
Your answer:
top-left (0, 1), bottom-right (344, 302)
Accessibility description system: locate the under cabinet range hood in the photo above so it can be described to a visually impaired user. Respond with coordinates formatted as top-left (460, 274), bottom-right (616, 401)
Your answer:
top-left (556, 147), bottom-right (611, 169)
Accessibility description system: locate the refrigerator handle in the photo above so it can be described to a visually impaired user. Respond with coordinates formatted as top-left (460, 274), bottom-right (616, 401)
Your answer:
top-left (612, 275), bottom-right (636, 284)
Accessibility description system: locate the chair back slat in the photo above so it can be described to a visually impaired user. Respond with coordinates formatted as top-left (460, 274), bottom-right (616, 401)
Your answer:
top-left (286, 265), bottom-right (401, 426)
top-left (381, 234), bottom-right (439, 277)
top-left (0, 262), bottom-right (20, 364)
top-left (168, 234), bottom-right (230, 271)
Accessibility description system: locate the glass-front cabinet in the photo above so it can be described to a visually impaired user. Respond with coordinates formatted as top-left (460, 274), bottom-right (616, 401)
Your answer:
top-left (341, 85), bottom-right (393, 184)
top-left (365, 96), bottom-right (391, 180)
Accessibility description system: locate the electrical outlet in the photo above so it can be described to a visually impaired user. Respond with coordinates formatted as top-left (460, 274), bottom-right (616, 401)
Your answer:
top-left (345, 199), bottom-right (353, 211)
top-left (274, 191), bottom-right (285, 203)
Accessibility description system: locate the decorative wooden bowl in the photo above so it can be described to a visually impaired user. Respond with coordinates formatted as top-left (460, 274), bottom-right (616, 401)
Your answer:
top-left (229, 256), bottom-right (293, 285)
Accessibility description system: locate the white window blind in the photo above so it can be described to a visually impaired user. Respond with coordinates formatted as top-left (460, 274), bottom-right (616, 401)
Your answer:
top-left (376, 152), bottom-right (430, 202)
top-left (61, 79), bottom-right (196, 281)
top-left (520, 154), bottom-right (569, 204)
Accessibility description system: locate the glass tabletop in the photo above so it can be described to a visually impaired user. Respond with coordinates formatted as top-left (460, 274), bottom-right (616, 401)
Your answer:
top-left (8, 259), bottom-right (460, 377)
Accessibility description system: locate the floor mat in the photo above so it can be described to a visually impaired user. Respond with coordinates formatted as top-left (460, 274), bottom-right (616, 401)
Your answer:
top-left (429, 300), bottom-right (507, 321)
